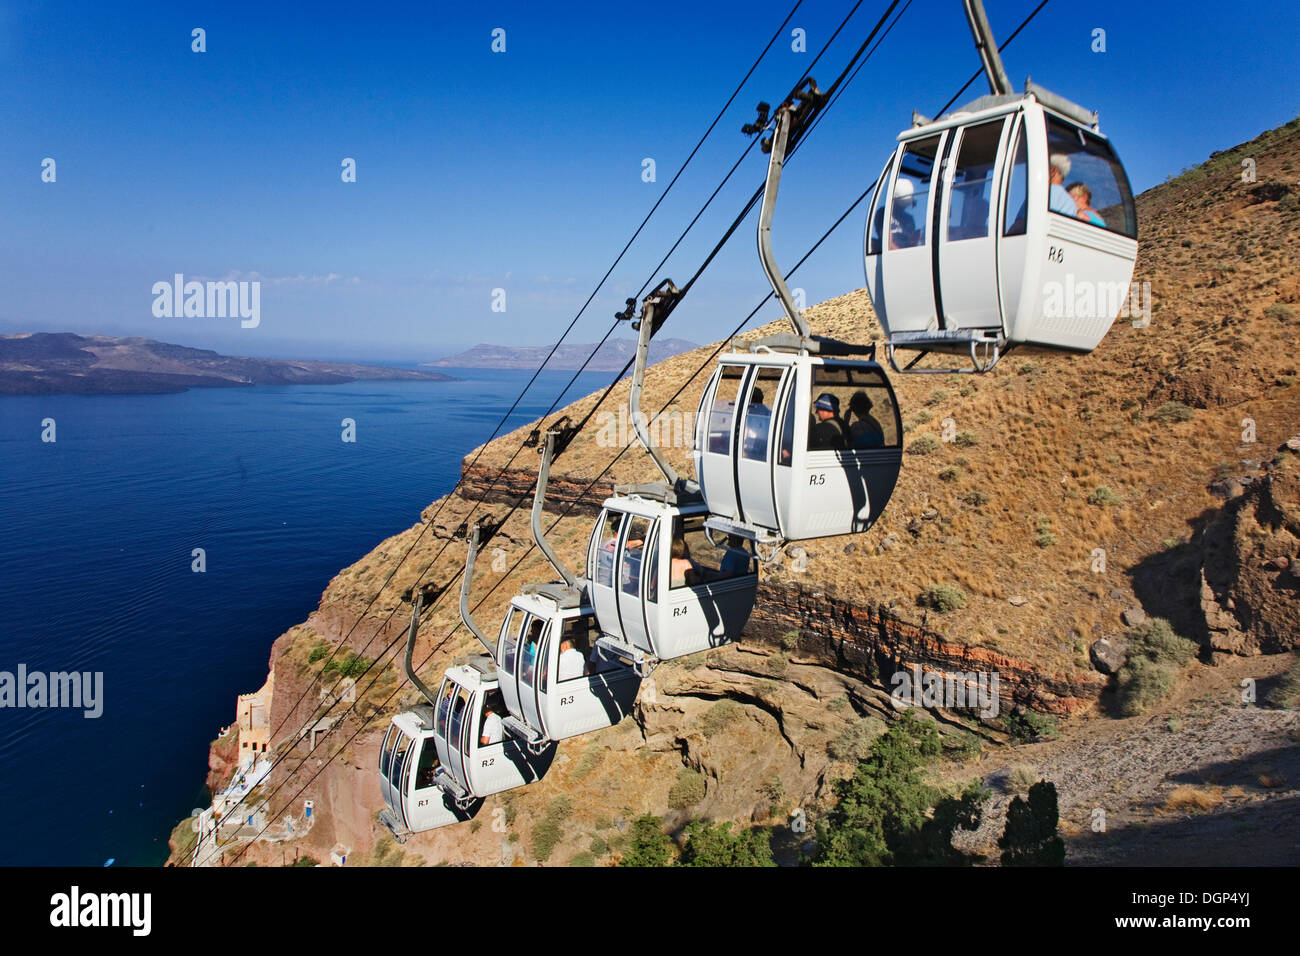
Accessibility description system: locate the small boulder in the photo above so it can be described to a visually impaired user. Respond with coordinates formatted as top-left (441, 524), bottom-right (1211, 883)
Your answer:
top-left (1284, 436), bottom-right (1300, 454)
top-left (1008, 595), bottom-right (1029, 607)
top-left (921, 507), bottom-right (940, 520)
top-left (1122, 607), bottom-right (1147, 627)
top-left (1090, 638), bottom-right (1128, 675)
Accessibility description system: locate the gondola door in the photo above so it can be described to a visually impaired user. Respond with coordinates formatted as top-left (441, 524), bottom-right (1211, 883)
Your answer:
top-left (734, 364), bottom-right (790, 532)
top-left (879, 132), bottom-right (946, 330)
top-left (615, 514), bottom-right (654, 654)
top-left (936, 117), bottom-right (1010, 331)
top-left (517, 613), bottom-right (547, 733)
top-left (696, 364), bottom-right (746, 520)
top-left (496, 607), bottom-right (525, 724)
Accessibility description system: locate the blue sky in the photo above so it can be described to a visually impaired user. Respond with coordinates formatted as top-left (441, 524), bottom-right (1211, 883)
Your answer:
top-left (2, 0), bottom-right (1297, 362)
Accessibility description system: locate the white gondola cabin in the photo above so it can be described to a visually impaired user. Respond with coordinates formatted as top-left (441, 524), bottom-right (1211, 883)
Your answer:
top-left (694, 351), bottom-right (902, 542)
top-left (378, 707), bottom-right (477, 838)
top-left (863, 17), bottom-right (1137, 375)
top-left (587, 494), bottom-right (758, 665)
top-left (427, 657), bottom-right (554, 807)
top-left (495, 589), bottom-right (641, 742)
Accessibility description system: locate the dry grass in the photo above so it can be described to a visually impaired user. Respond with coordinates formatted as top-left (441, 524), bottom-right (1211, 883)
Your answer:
top-left (1163, 785), bottom-right (1225, 813)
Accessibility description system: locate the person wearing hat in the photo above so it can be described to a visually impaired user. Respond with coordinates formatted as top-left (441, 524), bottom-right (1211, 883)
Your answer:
top-left (809, 392), bottom-right (846, 450)
top-left (1048, 153), bottom-right (1078, 217)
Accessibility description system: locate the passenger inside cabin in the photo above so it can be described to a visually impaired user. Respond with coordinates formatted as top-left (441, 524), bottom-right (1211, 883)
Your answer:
top-left (719, 535), bottom-right (754, 579)
top-left (558, 637), bottom-right (586, 681)
top-left (479, 699), bottom-right (503, 746)
top-left (521, 620), bottom-right (543, 683)
top-left (808, 393), bottom-right (846, 450)
top-left (670, 535), bottom-right (696, 588)
top-left (889, 178), bottom-right (921, 249)
top-left (1048, 153), bottom-right (1078, 217)
top-left (742, 388), bottom-right (772, 459)
top-left (846, 391), bottom-right (885, 449)
top-left (1066, 181), bottom-right (1106, 226)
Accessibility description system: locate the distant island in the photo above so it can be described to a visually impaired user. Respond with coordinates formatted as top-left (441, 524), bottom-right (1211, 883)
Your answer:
top-left (0, 333), bottom-right (456, 396)
top-left (425, 337), bottom-right (698, 372)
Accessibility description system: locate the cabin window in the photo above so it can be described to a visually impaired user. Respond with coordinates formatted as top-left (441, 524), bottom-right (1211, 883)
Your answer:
top-left (645, 526), bottom-right (659, 604)
top-left (866, 158), bottom-right (893, 256)
top-left (707, 366), bottom-right (746, 454)
top-left (558, 615), bottom-right (600, 681)
top-left (435, 681), bottom-right (456, 738)
top-left (520, 617), bottom-right (544, 686)
top-left (741, 367), bottom-right (784, 462)
top-left (947, 120), bottom-right (1004, 241)
top-left (593, 511), bottom-right (622, 587)
top-left (380, 725), bottom-right (400, 781)
top-left (449, 686), bottom-right (472, 746)
top-left (671, 514), bottom-right (756, 587)
top-left (1002, 119), bottom-right (1029, 236)
top-left (885, 135), bottom-right (941, 249)
top-left (620, 516), bottom-right (650, 597)
top-left (1044, 115), bottom-right (1137, 239)
top-left (808, 365), bottom-right (902, 452)
top-left (392, 733), bottom-right (412, 791)
top-left (500, 608), bottom-right (522, 675)
top-left (776, 381), bottom-right (797, 467)
top-left (479, 690), bottom-right (505, 746)
top-left (413, 740), bottom-right (439, 791)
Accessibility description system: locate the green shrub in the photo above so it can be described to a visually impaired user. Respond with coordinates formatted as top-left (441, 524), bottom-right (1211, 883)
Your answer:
top-left (700, 699), bottom-right (743, 737)
top-left (938, 466), bottom-right (962, 482)
top-left (1128, 617), bottom-right (1198, 667)
top-left (1115, 656), bottom-right (1176, 717)
top-left (531, 819), bottom-right (561, 862)
top-left (619, 814), bottom-right (673, 867)
top-left (963, 489), bottom-right (991, 507)
top-left (1087, 486), bottom-right (1122, 506)
top-left (827, 694), bottom-right (850, 713)
top-left (925, 388), bottom-right (949, 407)
top-left (812, 711), bottom-right (987, 867)
top-left (919, 585), bottom-right (967, 613)
top-left (668, 768), bottom-right (707, 809)
top-left (1152, 401), bottom-right (1194, 423)
top-left (290, 855), bottom-right (320, 867)
top-left (1004, 709), bottom-right (1058, 743)
top-left (307, 645), bottom-right (328, 665)
top-left (828, 717), bottom-right (885, 761)
top-left (908, 434), bottom-right (940, 456)
top-left (567, 851), bottom-right (595, 867)
top-left (679, 821), bottom-right (775, 867)
top-left (781, 630), bottom-right (800, 651)
top-left (530, 796), bottom-right (574, 861)
top-left (337, 653), bottom-right (368, 679)
top-left (588, 834), bottom-right (608, 857)
top-left (1034, 515), bottom-right (1056, 548)
top-left (766, 652), bottom-right (789, 675)
top-left (954, 431), bottom-right (979, 448)
top-left (1264, 303), bottom-right (1295, 322)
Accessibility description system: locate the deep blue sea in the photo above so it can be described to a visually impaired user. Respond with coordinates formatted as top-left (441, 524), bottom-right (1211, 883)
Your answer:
top-left (0, 367), bottom-right (608, 866)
